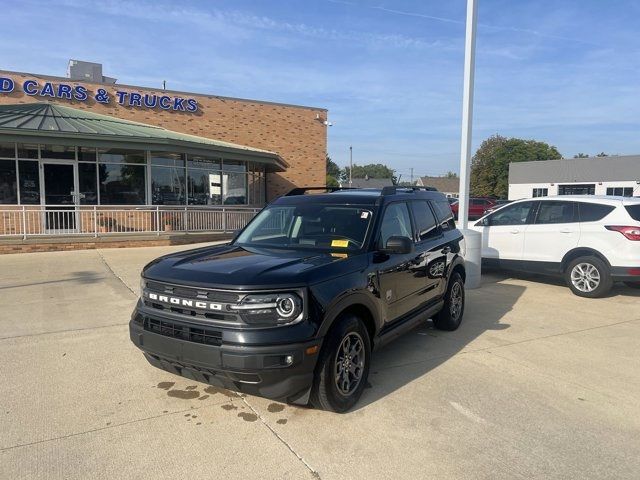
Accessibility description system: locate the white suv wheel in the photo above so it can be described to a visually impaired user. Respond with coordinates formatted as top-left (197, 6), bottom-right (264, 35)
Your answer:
top-left (570, 262), bottom-right (601, 293)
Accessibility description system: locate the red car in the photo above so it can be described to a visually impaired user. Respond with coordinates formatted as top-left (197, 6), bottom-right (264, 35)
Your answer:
top-left (449, 197), bottom-right (496, 220)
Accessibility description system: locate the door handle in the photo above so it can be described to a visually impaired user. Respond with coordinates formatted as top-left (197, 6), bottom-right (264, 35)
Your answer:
top-left (441, 246), bottom-right (451, 254)
top-left (560, 229), bottom-right (572, 234)
top-left (510, 229), bottom-right (520, 234)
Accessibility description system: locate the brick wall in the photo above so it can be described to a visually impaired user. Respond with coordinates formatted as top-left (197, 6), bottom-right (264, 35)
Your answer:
top-left (0, 71), bottom-right (328, 200)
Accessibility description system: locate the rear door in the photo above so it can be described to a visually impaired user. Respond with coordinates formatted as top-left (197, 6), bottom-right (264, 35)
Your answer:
top-left (478, 201), bottom-right (537, 268)
top-left (522, 200), bottom-right (579, 273)
top-left (409, 200), bottom-right (448, 303)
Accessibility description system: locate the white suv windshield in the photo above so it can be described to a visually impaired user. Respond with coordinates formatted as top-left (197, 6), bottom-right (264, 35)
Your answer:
top-left (235, 204), bottom-right (373, 250)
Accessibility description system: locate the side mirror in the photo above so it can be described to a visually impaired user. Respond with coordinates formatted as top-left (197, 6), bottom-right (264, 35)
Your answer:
top-left (476, 217), bottom-right (490, 227)
top-left (384, 236), bottom-right (413, 254)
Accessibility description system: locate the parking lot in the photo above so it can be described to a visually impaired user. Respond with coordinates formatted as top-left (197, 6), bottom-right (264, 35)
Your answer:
top-left (1, 243), bottom-right (639, 480)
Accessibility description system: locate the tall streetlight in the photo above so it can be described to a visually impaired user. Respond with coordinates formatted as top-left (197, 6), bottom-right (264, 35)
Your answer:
top-left (458, 0), bottom-right (482, 288)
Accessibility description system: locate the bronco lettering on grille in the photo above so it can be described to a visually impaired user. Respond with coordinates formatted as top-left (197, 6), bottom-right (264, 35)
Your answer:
top-left (147, 292), bottom-right (222, 311)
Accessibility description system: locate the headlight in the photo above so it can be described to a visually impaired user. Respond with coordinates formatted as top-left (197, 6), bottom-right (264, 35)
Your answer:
top-left (140, 277), bottom-right (146, 298)
top-left (230, 292), bottom-right (304, 326)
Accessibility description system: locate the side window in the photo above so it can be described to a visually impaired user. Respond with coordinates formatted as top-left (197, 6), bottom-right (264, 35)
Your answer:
top-left (431, 199), bottom-right (456, 231)
top-left (578, 202), bottom-right (615, 222)
top-left (379, 202), bottom-right (413, 247)
top-left (535, 201), bottom-right (576, 224)
top-left (410, 201), bottom-right (439, 241)
top-left (489, 201), bottom-right (536, 226)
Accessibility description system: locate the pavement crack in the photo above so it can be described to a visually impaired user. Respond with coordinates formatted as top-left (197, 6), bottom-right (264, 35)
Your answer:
top-left (240, 397), bottom-right (321, 479)
top-left (95, 249), bottom-right (136, 296)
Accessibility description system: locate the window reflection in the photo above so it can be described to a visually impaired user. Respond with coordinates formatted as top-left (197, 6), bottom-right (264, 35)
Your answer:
top-left (99, 164), bottom-right (146, 204)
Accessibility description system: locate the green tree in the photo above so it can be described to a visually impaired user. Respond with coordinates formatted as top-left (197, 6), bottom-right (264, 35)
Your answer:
top-left (470, 135), bottom-right (562, 198)
top-left (343, 163), bottom-right (396, 183)
top-left (445, 171), bottom-right (458, 178)
top-left (596, 152), bottom-right (608, 157)
top-left (326, 154), bottom-right (341, 186)
top-left (573, 153), bottom-right (589, 158)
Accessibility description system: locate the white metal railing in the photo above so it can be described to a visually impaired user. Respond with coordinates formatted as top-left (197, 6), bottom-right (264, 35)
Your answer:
top-left (0, 205), bottom-right (261, 239)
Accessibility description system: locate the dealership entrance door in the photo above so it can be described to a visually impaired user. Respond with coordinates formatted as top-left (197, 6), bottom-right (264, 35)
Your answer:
top-left (42, 161), bottom-right (78, 232)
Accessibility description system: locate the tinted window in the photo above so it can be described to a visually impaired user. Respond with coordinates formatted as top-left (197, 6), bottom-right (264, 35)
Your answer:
top-left (578, 202), bottom-right (615, 222)
top-left (18, 160), bottom-right (40, 204)
top-left (535, 201), bottom-right (576, 224)
top-left (380, 202), bottom-right (413, 246)
top-left (625, 205), bottom-right (640, 221)
top-left (489, 201), bottom-right (535, 226)
top-left (78, 162), bottom-right (97, 205)
top-left (431, 199), bottom-right (456, 231)
top-left (410, 201), bottom-right (439, 241)
top-left (99, 164), bottom-right (146, 205)
top-left (0, 159), bottom-right (17, 204)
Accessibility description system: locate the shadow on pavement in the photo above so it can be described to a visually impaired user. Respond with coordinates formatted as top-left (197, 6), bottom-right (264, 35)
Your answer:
top-left (0, 271), bottom-right (105, 290)
top-left (353, 279), bottom-right (526, 411)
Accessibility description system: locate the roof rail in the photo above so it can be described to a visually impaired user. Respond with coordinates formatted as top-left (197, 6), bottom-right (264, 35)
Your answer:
top-left (381, 186), bottom-right (438, 195)
top-left (284, 186), bottom-right (357, 196)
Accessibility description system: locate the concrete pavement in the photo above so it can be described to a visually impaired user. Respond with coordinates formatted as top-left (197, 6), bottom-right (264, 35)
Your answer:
top-left (1, 243), bottom-right (639, 479)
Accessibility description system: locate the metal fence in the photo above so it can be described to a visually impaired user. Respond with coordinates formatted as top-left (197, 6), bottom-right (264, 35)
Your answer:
top-left (0, 205), bottom-right (261, 239)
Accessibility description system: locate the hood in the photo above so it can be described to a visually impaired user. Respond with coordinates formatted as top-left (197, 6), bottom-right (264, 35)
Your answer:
top-left (142, 243), bottom-right (367, 289)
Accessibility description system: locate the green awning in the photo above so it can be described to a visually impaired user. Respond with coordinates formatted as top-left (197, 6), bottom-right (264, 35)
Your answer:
top-left (0, 102), bottom-right (288, 171)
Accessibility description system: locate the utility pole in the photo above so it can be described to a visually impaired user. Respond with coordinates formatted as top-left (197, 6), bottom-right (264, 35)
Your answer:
top-left (458, 0), bottom-right (482, 289)
top-left (410, 167), bottom-right (414, 185)
top-left (458, 0), bottom-right (478, 230)
top-left (349, 146), bottom-right (353, 186)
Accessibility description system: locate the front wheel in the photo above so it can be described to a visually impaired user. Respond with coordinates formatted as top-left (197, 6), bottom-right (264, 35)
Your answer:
top-left (565, 256), bottom-right (612, 298)
top-left (310, 314), bottom-right (371, 413)
top-left (433, 272), bottom-right (465, 331)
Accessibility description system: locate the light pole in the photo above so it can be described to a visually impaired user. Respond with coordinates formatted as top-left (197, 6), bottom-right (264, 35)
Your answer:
top-left (349, 145), bottom-right (353, 186)
top-left (458, 0), bottom-right (482, 289)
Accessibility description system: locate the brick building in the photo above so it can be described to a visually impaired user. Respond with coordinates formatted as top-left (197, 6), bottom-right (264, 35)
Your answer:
top-left (0, 62), bottom-right (327, 246)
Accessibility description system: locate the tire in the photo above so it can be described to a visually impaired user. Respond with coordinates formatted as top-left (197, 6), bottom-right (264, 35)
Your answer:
top-left (310, 314), bottom-right (371, 413)
top-left (624, 281), bottom-right (640, 289)
top-left (433, 272), bottom-right (465, 331)
top-left (565, 256), bottom-right (613, 298)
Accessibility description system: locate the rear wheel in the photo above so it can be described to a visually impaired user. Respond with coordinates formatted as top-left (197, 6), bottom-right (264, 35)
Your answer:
top-left (565, 256), bottom-right (612, 298)
top-left (310, 314), bottom-right (371, 413)
top-left (433, 272), bottom-right (465, 331)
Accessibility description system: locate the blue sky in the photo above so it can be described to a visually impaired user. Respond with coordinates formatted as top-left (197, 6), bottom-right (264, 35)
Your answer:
top-left (2, 0), bottom-right (639, 179)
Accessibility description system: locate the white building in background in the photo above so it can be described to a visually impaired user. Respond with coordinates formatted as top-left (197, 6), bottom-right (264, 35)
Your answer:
top-left (508, 155), bottom-right (640, 200)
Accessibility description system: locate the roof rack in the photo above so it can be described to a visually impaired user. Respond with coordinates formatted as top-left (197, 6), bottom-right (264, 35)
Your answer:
top-left (380, 186), bottom-right (438, 195)
top-left (284, 186), bottom-right (357, 196)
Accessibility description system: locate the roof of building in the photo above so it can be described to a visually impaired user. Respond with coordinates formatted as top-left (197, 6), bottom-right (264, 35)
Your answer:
top-left (509, 155), bottom-right (640, 184)
top-left (0, 102), bottom-right (287, 170)
top-left (343, 177), bottom-right (394, 189)
top-left (417, 176), bottom-right (459, 192)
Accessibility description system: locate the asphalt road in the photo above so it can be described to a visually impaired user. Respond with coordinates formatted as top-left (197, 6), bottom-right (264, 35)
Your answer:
top-left (1, 244), bottom-right (639, 479)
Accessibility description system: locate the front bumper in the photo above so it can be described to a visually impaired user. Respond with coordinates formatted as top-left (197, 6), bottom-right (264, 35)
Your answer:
top-left (129, 313), bottom-right (322, 403)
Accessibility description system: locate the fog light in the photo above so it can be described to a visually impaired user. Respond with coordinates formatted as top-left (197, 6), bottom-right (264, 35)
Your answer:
top-left (284, 355), bottom-right (293, 365)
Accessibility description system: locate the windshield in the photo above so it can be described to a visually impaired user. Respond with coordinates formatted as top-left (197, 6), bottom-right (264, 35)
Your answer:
top-left (235, 204), bottom-right (374, 250)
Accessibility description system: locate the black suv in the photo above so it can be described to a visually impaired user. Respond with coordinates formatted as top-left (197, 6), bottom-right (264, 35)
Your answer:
top-left (130, 187), bottom-right (466, 412)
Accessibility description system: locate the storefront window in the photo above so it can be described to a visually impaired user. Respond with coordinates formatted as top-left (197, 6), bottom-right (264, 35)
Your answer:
top-left (223, 171), bottom-right (247, 205)
top-left (78, 163), bottom-right (98, 205)
top-left (41, 145), bottom-right (76, 160)
top-left (0, 142), bottom-right (15, 159)
top-left (18, 160), bottom-right (40, 204)
top-left (188, 155), bottom-right (220, 170)
top-left (98, 148), bottom-right (146, 164)
top-left (151, 152), bottom-right (185, 167)
top-left (151, 166), bottom-right (186, 205)
top-left (78, 147), bottom-right (97, 162)
top-left (0, 160), bottom-right (17, 204)
top-left (188, 169), bottom-right (222, 205)
top-left (17, 144), bottom-right (39, 159)
top-left (99, 163), bottom-right (146, 205)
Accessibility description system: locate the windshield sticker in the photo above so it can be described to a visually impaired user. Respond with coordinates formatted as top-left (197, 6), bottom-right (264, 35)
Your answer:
top-left (331, 239), bottom-right (349, 248)
top-left (331, 253), bottom-right (348, 259)
top-left (360, 211), bottom-right (369, 219)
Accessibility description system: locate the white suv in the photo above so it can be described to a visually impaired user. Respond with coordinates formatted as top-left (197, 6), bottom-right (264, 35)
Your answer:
top-left (470, 196), bottom-right (640, 297)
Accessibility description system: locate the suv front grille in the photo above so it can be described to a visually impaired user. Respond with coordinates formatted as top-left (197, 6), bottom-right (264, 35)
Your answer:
top-left (146, 280), bottom-right (240, 303)
top-left (143, 317), bottom-right (222, 346)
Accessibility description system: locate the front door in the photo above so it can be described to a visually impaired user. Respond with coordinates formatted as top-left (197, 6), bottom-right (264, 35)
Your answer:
top-left (479, 201), bottom-right (537, 268)
top-left (42, 162), bottom-right (77, 231)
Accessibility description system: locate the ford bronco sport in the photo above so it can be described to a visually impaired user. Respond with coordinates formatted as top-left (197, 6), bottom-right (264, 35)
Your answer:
top-left (130, 186), bottom-right (466, 412)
